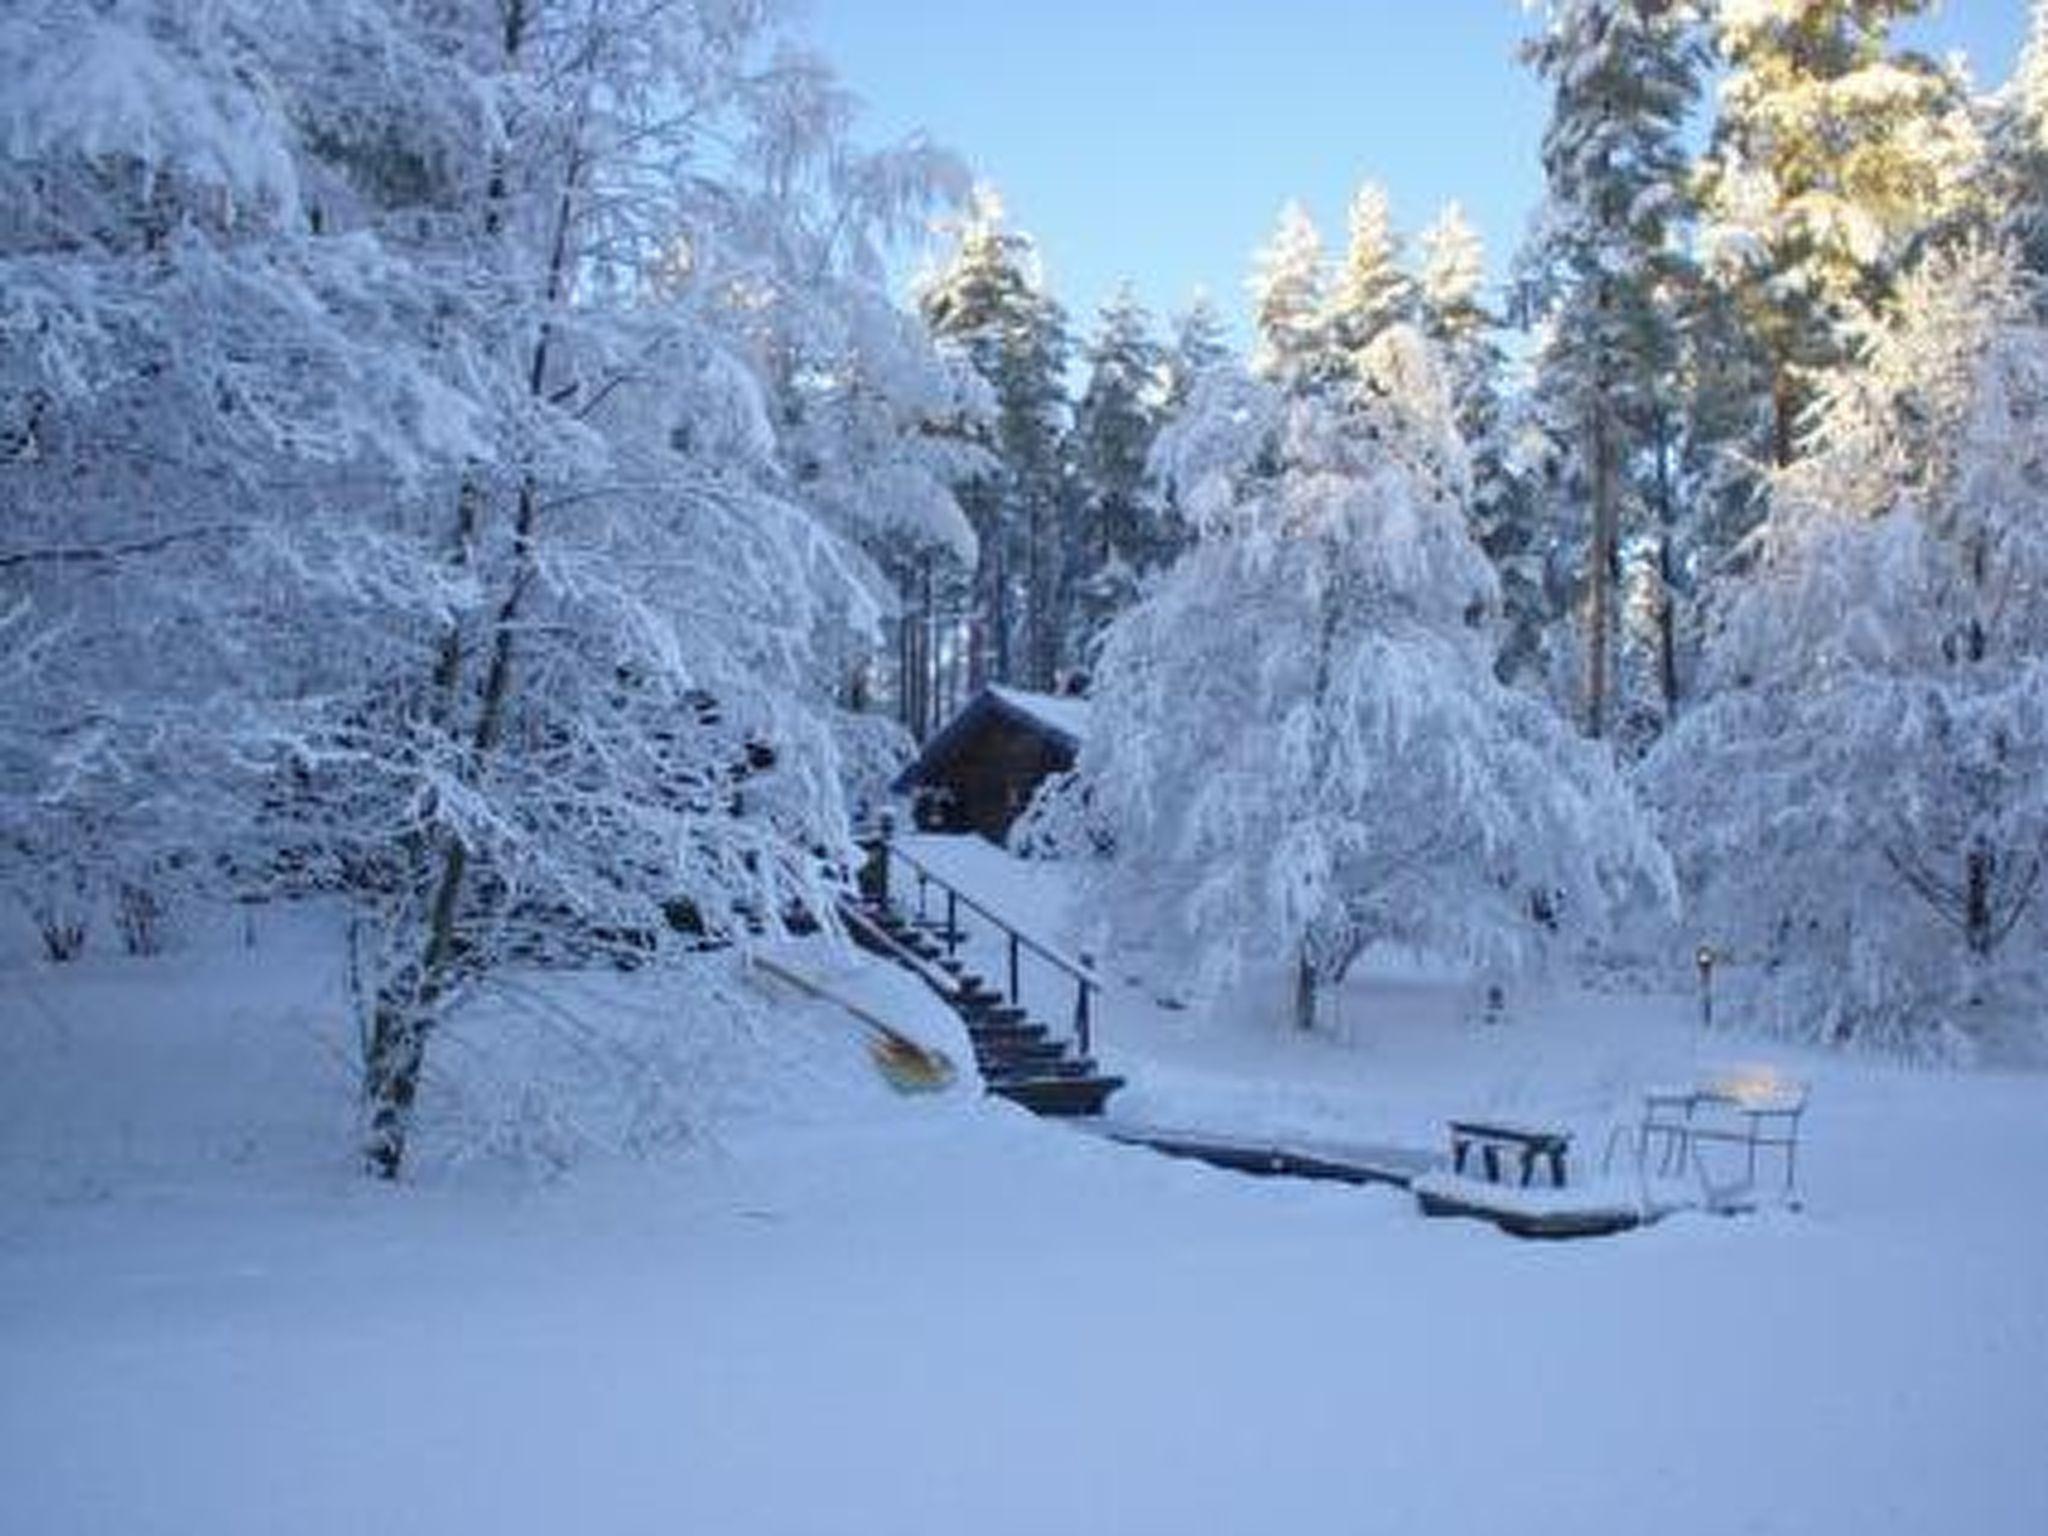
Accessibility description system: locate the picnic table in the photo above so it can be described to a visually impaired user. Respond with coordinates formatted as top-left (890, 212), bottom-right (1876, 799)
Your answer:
top-left (1606, 1071), bottom-right (1807, 1210)
top-left (1447, 1119), bottom-right (1571, 1189)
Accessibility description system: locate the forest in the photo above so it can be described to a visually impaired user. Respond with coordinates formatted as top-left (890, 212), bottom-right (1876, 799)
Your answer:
top-left (4, 0), bottom-right (2048, 1181)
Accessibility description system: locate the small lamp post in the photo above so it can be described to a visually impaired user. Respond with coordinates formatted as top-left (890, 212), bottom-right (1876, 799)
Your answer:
top-left (1696, 944), bottom-right (1717, 1029)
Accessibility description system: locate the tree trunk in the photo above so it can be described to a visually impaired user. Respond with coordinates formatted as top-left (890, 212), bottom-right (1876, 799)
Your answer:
top-left (360, 22), bottom-right (584, 1177)
top-left (1294, 946), bottom-right (1318, 1033)
top-left (1585, 399), bottom-right (1618, 739)
top-left (1965, 842), bottom-right (1994, 960)
top-left (1656, 534), bottom-right (1680, 714)
top-left (1770, 347), bottom-right (1798, 469)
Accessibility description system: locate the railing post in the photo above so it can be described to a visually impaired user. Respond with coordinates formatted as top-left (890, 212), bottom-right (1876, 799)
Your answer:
top-left (945, 890), bottom-right (959, 956)
top-left (1007, 931), bottom-right (1020, 1005)
top-left (916, 870), bottom-right (929, 924)
top-left (862, 825), bottom-right (892, 910)
top-left (1075, 979), bottom-right (1093, 1057)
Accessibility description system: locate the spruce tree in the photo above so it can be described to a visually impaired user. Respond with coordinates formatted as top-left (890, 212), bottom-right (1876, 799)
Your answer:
top-left (1418, 203), bottom-right (1542, 686)
top-left (1249, 200), bottom-right (1329, 393)
top-left (1163, 292), bottom-right (1233, 409)
top-left (1069, 284), bottom-right (1168, 660)
top-left (1325, 181), bottom-right (1415, 379)
top-left (919, 189), bottom-right (1073, 690)
top-left (1992, 1), bottom-right (2048, 292)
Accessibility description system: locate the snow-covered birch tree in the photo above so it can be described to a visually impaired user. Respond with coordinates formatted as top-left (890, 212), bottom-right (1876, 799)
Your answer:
top-left (2, 0), bottom-right (955, 1178)
top-left (1031, 332), bottom-right (1670, 1031)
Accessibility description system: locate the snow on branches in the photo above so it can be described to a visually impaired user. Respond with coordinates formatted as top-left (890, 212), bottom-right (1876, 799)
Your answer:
top-left (1646, 243), bottom-right (2048, 1054)
top-left (1036, 336), bottom-right (1670, 1029)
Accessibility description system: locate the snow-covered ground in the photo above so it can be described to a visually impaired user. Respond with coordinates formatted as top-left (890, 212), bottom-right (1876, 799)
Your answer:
top-left (4, 864), bottom-right (2046, 1535)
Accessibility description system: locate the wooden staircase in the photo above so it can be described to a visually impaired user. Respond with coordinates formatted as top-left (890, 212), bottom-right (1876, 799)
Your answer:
top-left (843, 844), bottom-right (1123, 1118)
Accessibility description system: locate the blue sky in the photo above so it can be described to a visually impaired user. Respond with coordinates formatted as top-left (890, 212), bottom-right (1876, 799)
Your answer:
top-left (809, 1), bottom-right (2031, 346)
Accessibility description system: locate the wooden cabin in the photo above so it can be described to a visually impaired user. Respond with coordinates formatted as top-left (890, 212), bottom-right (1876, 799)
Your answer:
top-left (892, 686), bottom-right (1087, 842)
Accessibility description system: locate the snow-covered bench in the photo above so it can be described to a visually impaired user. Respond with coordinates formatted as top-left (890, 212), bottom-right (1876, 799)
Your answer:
top-left (1447, 1119), bottom-right (1572, 1188)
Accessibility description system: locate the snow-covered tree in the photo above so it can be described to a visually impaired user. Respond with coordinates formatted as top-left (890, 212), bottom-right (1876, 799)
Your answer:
top-left (1162, 291), bottom-right (1234, 409)
top-left (1249, 200), bottom-right (1329, 393)
top-left (1416, 202), bottom-right (1540, 683)
top-left (1068, 283), bottom-right (1169, 657)
top-left (707, 52), bottom-right (982, 739)
top-left (918, 188), bottom-right (1073, 691)
top-left (1417, 203), bottom-right (1493, 427)
top-left (1325, 180), bottom-right (1414, 377)
top-left (1696, 0), bottom-right (1983, 470)
top-left (0, 0), bottom-right (494, 964)
top-left (1991, 1), bottom-right (2048, 292)
top-left (1032, 332), bottom-right (1670, 1031)
top-left (1645, 242), bottom-right (2048, 1053)
top-left (1, 0), bottom-right (949, 1178)
top-left (1521, 0), bottom-right (1705, 746)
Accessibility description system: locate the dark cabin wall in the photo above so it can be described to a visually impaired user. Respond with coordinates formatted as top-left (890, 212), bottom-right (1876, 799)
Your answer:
top-left (912, 714), bottom-right (1075, 842)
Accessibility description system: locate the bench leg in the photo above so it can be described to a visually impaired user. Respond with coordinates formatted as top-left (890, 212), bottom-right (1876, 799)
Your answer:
top-left (1453, 1138), bottom-right (1470, 1176)
top-left (1481, 1145), bottom-right (1501, 1183)
top-left (1545, 1147), bottom-right (1566, 1187)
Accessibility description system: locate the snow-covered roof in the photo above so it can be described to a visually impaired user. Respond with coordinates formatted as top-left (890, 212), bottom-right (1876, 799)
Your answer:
top-left (889, 685), bottom-right (1088, 800)
top-left (985, 685), bottom-right (1088, 748)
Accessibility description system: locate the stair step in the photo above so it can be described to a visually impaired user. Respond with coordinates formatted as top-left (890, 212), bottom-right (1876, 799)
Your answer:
top-left (962, 1001), bottom-right (1029, 1026)
top-left (982, 1056), bottom-right (1097, 1081)
top-left (968, 1021), bottom-right (1047, 1048)
top-left (988, 1074), bottom-right (1125, 1118)
top-left (977, 1047), bottom-right (1070, 1074)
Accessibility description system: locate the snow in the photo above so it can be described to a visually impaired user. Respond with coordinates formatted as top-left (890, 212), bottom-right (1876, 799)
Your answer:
top-left (986, 683), bottom-right (1088, 747)
top-left (5, 867), bottom-right (2048, 1535)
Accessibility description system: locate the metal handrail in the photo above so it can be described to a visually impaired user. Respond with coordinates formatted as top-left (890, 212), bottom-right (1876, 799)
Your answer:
top-left (861, 833), bottom-right (1099, 1056)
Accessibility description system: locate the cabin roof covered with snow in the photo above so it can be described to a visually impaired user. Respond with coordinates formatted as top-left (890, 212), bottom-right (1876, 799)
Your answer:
top-left (891, 686), bottom-right (1088, 840)
top-left (982, 686), bottom-right (1088, 750)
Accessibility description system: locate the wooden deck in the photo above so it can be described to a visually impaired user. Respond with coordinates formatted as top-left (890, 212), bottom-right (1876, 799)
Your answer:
top-left (1096, 1123), bottom-right (1647, 1240)
top-left (1410, 1169), bottom-right (1643, 1239)
top-left (1092, 1123), bottom-right (1436, 1189)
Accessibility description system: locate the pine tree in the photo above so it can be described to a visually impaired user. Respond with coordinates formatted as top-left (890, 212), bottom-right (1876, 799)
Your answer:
top-left (1696, 0), bottom-right (1982, 471)
top-left (918, 188), bottom-right (1074, 690)
top-left (1521, 0), bottom-right (1704, 745)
